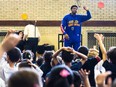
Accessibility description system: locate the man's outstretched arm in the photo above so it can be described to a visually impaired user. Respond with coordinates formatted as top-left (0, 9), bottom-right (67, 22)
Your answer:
top-left (80, 6), bottom-right (92, 23)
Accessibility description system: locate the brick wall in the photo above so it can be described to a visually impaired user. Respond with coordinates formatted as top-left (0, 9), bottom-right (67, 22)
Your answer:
top-left (0, 0), bottom-right (115, 50)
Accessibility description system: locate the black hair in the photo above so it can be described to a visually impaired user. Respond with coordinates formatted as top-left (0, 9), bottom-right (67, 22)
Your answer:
top-left (43, 51), bottom-right (53, 63)
top-left (7, 47), bottom-right (21, 62)
top-left (36, 57), bottom-right (44, 66)
top-left (17, 31), bottom-right (23, 35)
top-left (62, 50), bottom-right (74, 63)
top-left (22, 51), bottom-right (32, 60)
top-left (46, 65), bottom-right (74, 87)
top-left (8, 70), bottom-right (39, 87)
top-left (78, 46), bottom-right (89, 56)
top-left (71, 5), bottom-right (78, 10)
top-left (107, 47), bottom-right (116, 64)
top-left (16, 31), bottom-right (24, 39)
top-left (18, 61), bottom-right (32, 68)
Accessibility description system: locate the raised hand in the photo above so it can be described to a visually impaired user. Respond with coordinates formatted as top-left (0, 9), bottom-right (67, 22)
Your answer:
top-left (62, 47), bottom-right (74, 53)
top-left (94, 33), bottom-right (102, 41)
top-left (100, 34), bottom-right (104, 42)
top-left (79, 69), bottom-right (90, 80)
top-left (1, 33), bottom-right (20, 52)
top-left (96, 71), bottom-right (112, 87)
top-left (79, 69), bottom-right (91, 87)
top-left (5, 29), bottom-right (16, 37)
top-left (83, 6), bottom-right (89, 11)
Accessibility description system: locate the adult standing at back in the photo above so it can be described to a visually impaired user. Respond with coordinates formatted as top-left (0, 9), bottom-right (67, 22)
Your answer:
top-left (61, 5), bottom-right (91, 51)
top-left (23, 21), bottom-right (41, 63)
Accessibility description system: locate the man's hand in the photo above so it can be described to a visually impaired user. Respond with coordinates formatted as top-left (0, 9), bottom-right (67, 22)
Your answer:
top-left (61, 47), bottom-right (74, 52)
top-left (79, 69), bottom-right (90, 80)
top-left (83, 6), bottom-right (89, 11)
top-left (96, 71), bottom-right (112, 87)
top-left (99, 34), bottom-right (104, 42)
top-left (5, 29), bottom-right (16, 38)
top-left (94, 33), bottom-right (103, 42)
top-left (8, 29), bottom-right (16, 33)
top-left (79, 69), bottom-right (91, 87)
top-left (64, 34), bottom-right (69, 40)
top-left (1, 33), bottom-right (20, 52)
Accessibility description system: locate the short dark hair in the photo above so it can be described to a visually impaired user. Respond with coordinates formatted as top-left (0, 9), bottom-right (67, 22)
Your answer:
top-left (18, 61), bottom-right (32, 68)
top-left (71, 5), bottom-right (78, 10)
top-left (47, 65), bottom-right (74, 87)
top-left (17, 31), bottom-right (23, 35)
top-left (62, 50), bottom-right (74, 63)
top-left (37, 57), bottom-right (44, 66)
top-left (78, 46), bottom-right (89, 56)
top-left (107, 47), bottom-right (116, 64)
top-left (22, 50), bottom-right (33, 60)
top-left (8, 70), bottom-right (39, 87)
top-left (43, 51), bottom-right (53, 63)
top-left (7, 47), bottom-right (21, 62)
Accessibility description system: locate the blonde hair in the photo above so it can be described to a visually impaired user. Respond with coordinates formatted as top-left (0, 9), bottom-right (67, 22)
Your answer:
top-left (87, 48), bottom-right (99, 58)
